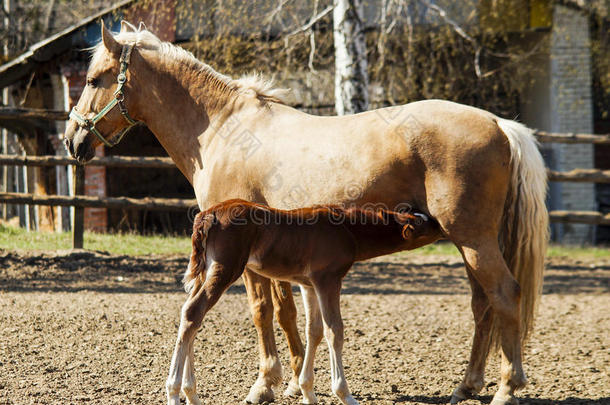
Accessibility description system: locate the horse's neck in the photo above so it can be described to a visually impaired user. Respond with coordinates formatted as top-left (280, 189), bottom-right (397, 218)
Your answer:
top-left (134, 57), bottom-right (238, 184)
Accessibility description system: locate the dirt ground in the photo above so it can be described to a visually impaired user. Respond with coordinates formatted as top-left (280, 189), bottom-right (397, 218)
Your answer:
top-left (0, 249), bottom-right (608, 405)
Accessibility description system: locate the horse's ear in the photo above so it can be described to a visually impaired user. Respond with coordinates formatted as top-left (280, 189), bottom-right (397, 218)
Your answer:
top-left (101, 22), bottom-right (121, 56)
top-left (120, 20), bottom-right (137, 33)
top-left (138, 21), bottom-right (148, 31)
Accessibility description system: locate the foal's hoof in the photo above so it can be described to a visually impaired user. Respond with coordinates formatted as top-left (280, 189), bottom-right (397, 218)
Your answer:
top-left (245, 383), bottom-right (275, 404)
top-left (284, 378), bottom-right (302, 397)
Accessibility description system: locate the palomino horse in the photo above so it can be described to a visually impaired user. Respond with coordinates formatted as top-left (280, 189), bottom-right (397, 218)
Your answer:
top-left (63, 22), bottom-right (548, 405)
top-left (175, 200), bottom-right (441, 405)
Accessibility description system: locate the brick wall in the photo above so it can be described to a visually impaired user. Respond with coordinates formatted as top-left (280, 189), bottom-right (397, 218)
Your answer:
top-left (549, 4), bottom-right (596, 244)
top-left (62, 66), bottom-right (108, 232)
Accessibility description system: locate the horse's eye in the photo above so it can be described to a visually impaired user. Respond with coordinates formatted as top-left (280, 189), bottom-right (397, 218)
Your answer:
top-left (87, 77), bottom-right (99, 87)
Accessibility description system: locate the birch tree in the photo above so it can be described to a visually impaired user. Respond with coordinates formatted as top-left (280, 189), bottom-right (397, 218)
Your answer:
top-left (333, 0), bottom-right (369, 115)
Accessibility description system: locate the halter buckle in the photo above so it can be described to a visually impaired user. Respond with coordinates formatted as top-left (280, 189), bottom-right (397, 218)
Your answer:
top-left (117, 72), bottom-right (127, 84)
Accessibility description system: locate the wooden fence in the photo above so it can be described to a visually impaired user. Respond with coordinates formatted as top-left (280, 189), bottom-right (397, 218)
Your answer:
top-left (1, 130), bottom-right (609, 248)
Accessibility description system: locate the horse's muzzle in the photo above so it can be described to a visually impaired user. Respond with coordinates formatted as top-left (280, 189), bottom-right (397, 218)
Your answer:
top-left (69, 128), bottom-right (96, 164)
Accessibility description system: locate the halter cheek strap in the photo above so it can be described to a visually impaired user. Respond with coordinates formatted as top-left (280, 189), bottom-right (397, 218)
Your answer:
top-left (69, 44), bottom-right (140, 148)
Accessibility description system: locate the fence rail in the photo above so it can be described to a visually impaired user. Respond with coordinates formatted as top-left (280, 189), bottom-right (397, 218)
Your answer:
top-left (550, 210), bottom-right (610, 226)
top-left (547, 168), bottom-right (610, 183)
top-left (0, 192), bottom-right (196, 211)
top-left (0, 154), bottom-right (175, 168)
top-left (535, 131), bottom-right (610, 145)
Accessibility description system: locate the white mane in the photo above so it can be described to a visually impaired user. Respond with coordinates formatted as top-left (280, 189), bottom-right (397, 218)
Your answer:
top-left (91, 26), bottom-right (287, 103)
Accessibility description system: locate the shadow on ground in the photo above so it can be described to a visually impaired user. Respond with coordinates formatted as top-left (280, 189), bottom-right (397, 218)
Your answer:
top-left (1, 249), bottom-right (607, 295)
top-left (391, 395), bottom-right (610, 404)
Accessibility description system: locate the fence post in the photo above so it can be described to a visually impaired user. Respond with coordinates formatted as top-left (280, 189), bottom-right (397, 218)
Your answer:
top-left (72, 165), bottom-right (84, 249)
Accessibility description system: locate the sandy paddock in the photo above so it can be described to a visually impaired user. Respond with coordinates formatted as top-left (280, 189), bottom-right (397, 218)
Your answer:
top-left (0, 250), bottom-right (608, 404)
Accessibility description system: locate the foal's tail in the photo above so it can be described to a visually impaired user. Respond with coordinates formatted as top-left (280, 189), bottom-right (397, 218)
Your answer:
top-left (495, 118), bottom-right (549, 348)
top-left (183, 212), bottom-right (215, 293)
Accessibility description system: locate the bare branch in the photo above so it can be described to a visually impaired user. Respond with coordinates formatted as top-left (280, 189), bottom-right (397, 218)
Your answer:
top-left (308, 30), bottom-right (316, 73)
top-left (264, 0), bottom-right (293, 27)
top-left (420, 0), bottom-right (483, 78)
top-left (307, 0), bottom-right (319, 73)
top-left (286, 4), bottom-right (333, 37)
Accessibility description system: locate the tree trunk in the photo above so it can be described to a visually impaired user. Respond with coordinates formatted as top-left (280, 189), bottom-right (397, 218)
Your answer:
top-left (333, 0), bottom-right (369, 115)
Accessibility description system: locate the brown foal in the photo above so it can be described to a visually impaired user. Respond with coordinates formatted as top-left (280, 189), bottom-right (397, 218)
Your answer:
top-left (166, 199), bottom-right (441, 405)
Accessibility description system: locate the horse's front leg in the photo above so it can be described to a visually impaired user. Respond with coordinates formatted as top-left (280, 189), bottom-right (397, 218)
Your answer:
top-left (243, 269), bottom-right (283, 404)
top-left (271, 279), bottom-right (304, 397)
top-left (166, 262), bottom-right (236, 405)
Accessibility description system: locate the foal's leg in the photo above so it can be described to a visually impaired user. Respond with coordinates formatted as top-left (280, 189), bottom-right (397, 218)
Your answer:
top-left (313, 276), bottom-right (359, 405)
top-left (450, 268), bottom-right (493, 404)
top-left (298, 285), bottom-right (324, 404)
top-left (182, 339), bottom-right (201, 405)
top-left (271, 280), bottom-right (305, 397)
top-left (166, 263), bottom-right (236, 405)
top-left (243, 270), bottom-right (283, 404)
top-left (459, 241), bottom-right (526, 405)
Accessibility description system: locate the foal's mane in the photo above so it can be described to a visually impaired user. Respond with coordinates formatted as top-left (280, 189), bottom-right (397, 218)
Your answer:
top-left (91, 28), bottom-right (287, 105)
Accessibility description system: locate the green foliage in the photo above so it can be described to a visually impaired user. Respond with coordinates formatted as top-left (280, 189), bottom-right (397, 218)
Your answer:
top-left (0, 224), bottom-right (190, 256)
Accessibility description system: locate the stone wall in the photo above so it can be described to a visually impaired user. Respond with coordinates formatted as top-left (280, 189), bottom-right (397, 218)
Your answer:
top-left (549, 4), bottom-right (596, 243)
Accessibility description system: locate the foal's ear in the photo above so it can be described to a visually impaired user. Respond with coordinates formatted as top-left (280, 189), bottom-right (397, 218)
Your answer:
top-left (138, 21), bottom-right (148, 31)
top-left (101, 22), bottom-right (121, 56)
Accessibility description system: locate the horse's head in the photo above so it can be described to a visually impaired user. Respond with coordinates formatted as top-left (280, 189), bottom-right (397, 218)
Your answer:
top-left (65, 22), bottom-right (142, 163)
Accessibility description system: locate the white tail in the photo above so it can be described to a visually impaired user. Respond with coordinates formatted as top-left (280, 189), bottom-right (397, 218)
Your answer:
top-left (495, 118), bottom-right (549, 347)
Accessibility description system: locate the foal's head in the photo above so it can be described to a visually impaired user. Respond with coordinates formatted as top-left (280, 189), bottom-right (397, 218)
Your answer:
top-left (64, 22), bottom-right (145, 163)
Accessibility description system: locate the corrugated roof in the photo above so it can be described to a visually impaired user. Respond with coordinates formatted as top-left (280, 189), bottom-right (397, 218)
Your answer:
top-left (0, 0), bottom-right (134, 89)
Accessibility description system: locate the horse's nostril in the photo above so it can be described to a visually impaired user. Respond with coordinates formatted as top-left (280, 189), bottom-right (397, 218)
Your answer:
top-left (64, 137), bottom-right (74, 156)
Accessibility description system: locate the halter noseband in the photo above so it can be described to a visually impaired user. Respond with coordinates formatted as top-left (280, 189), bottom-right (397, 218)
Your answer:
top-left (69, 44), bottom-right (139, 148)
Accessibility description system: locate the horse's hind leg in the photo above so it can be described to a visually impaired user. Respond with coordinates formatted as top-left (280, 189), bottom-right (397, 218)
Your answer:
top-left (450, 269), bottom-right (493, 404)
top-left (313, 272), bottom-right (359, 405)
top-left (298, 285), bottom-right (324, 404)
top-left (166, 262), bottom-right (238, 405)
top-left (244, 270), bottom-right (283, 404)
top-left (271, 280), bottom-right (305, 397)
top-left (458, 241), bottom-right (526, 405)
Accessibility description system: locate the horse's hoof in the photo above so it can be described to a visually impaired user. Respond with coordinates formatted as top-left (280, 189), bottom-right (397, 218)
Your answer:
top-left (449, 386), bottom-right (475, 404)
top-left (490, 394), bottom-right (519, 405)
top-left (344, 395), bottom-right (359, 405)
top-left (301, 391), bottom-right (318, 404)
top-left (284, 379), bottom-right (302, 397)
top-left (450, 393), bottom-right (464, 404)
top-left (245, 383), bottom-right (275, 404)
